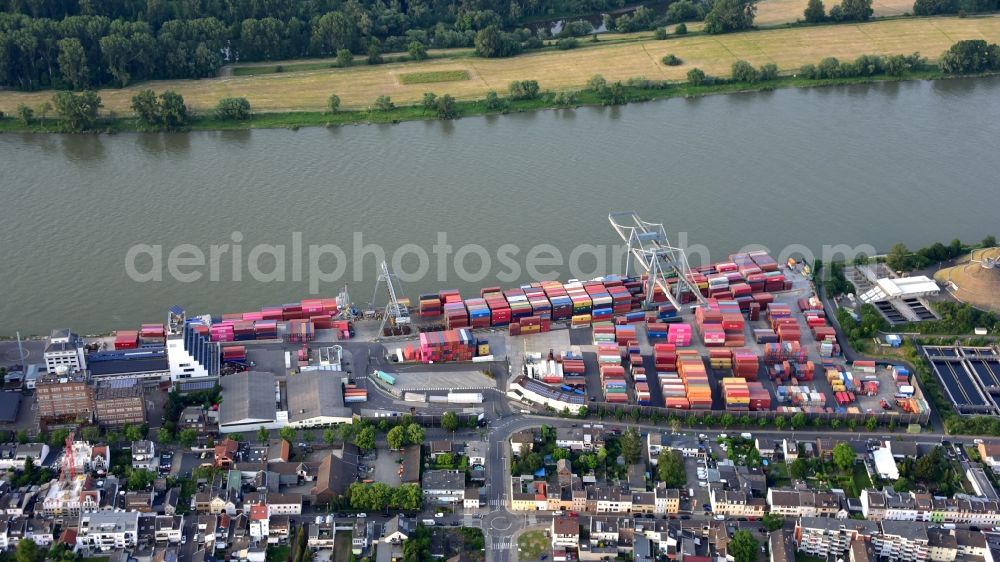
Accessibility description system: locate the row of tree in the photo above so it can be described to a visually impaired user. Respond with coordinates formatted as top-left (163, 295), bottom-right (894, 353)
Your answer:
top-left (347, 481), bottom-right (423, 511)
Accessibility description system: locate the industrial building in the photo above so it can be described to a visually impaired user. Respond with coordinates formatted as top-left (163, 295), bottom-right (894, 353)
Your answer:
top-left (285, 371), bottom-right (353, 428)
top-left (93, 379), bottom-right (147, 426)
top-left (935, 246), bottom-right (1000, 313)
top-left (218, 371), bottom-right (282, 434)
top-left (35, 370), bottom-right (93, 421)
top-left (924, 346), bottom-right (1000, 416)
top-left (43, 329), bottom-right (87, 373)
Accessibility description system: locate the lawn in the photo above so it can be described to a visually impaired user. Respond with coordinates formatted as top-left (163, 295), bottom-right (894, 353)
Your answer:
top-left (334, 531), bottom-right (354, 562)
top-left (398, 70), bottom-right (472, 84)
top-left (518, 530), bottom-right (550, 562)
top-left (2, 15), bottom-right (999, 115)
top-left (767, 462), bottom-right (792, 488)
top-left (755, 0), bottom-right (913, 26)
top-left (266, 545), bottom-right (290, 562)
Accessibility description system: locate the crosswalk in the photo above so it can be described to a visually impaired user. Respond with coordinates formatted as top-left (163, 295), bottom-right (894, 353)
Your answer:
top-left (491, 537), bottom-right (512, 549)
top-left (487, 498), bottom-right (506, 507)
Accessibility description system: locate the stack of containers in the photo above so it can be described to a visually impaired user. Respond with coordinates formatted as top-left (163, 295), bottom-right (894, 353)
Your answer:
top-left (515, 316), bottom-right (548, 335)
top-left (607, 284), bottom-right (633, 315)
top-left (232, 321), bottom-right (254, 341)
top-left (222, 345), bottom-right (247, 363)
top-left (286, 319), bottom-right (315, 342)
top-left (702, 325), bottom-right (726, 347)
top-left (763, 270), bottom-right (786, 292)
top-left (753, 292), bottom-right (774, 311)
top-left (762, 342), bottom-right (807, 365)
top-left (635, 380), bottom-right (651, 405)
top-left (646, 321), bottom-right (668, 342)
top-left (566, 282), bottom-right (593, 321)
top-left (419, 294), bottom-right (442, 318)
top-left (444, 300), bottom-right (469, 329)
top-left (657, 303), bottom-right (679, 321)
top-left (330, 320), bottom-right (353, 340)
top-left (749, 251), bottom-right (779, 272)
top-left (255, 320), bottom-right (278, 339)
top-left (465, 298), bottom-right (491, 329)
top-left (679, 353), bottom-right (712, 409)
top-left (598, 342), bottom-right (627, 403)
top-left (709, 349), bottom-right (733, 371)
top-left (654, 344), bottom-right (678, 372)
top-left (211, 323), bottom-right (234, 342)
top-left (140, 324), bottom-right (166, 346)
top-left (114, 330), bottom-right (139, 350)
top-left (707, 274), bottom-right (730, 298)
top-left (242, 311), bottom-right (264, 321)
top-left (586, 282), bottom-right (614, 321)
top-left (483, 291), bottom-right (512, 326)
top-left (748, 382), bottom-right (771, 410)
top-left (754, 329), bottom-right (779, 344)
top-left (668, 323), bottom-right (692, 346)
top-left (344, 384), bottom-right (368, 403)
top-left (281, 303), bottom-right (304, 321)
top-left (261, 306), bottom-right (283, 320)
top-left (718, 300), bottom-right (745, 346)
top-left (722, 377), bottom-right (750, 411)
top-left (504, 289), bottom-right (532, 322)
top-left (615, 324), bottom-right (637, 347)
top-left (542, 282), bottom-right (573, 321)
top-left (732, 349), bottom-right (759, 379)
top-left (593, 322), bottom-right (616, 345)
top-left (892, 366), bottom-right (910, 385)
top-left (419, 328), bottom-right (475, 363)
top-left (525, 288), bottom-right (552, 318)
top-left (853, 360), bottom-right (877, 375)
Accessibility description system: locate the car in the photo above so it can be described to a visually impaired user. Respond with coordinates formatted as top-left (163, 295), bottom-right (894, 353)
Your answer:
top-left (357, 513), bottom-right (367, 518)
top-left (718, 434), bottom-right (728, 439)
top-left (589, 396), bottom-right (596, 402)
top-left (450, 521), bottom-right (459, 526)
top-left (540, 556), bottom-right (547, 561)
top-left (680, 515), bottom-right (691, 520)
top-left (758, 528), bottom-right (766, 533)
top-left (434, 513), bottom-right (445, 518)
top-left (338, 513), bottom-right (348, 518)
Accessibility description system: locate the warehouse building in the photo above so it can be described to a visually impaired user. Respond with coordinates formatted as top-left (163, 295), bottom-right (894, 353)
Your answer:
top-left (36, 371), bottom-right (93, 421)
top-left (94, 379), bottom-right (147, 426)
top-left (218, 371), bottom-right (283, 434)
top-left (285, 372), bottom-right (353, 428)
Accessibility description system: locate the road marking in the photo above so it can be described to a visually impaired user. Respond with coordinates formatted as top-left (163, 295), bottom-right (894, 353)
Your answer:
top-left (492, 538), bottom-right (512, 549)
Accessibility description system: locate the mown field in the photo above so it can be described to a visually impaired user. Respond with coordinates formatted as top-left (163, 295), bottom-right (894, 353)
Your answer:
top-left (0, 14), bottom-right (998, 115)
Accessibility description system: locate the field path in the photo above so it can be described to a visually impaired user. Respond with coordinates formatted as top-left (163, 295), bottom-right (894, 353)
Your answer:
top-left (1, 15), bottom-right (999, 114)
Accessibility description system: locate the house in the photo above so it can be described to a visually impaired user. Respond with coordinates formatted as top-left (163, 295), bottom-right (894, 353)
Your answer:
top-left (268, 515), bottom-right (290, 544)
top-left (0, 443), bottom-right (50, 470)
top-left (465, 441), bottom-right (487, 466)
top-left (510, 431), bottom-right (535, 455)
top-left (654, 484), bottom-right (680, 514)
top-left (308, 521), bottom-right (336, 550)
top-left (464, 488), bottom-right (481, 509)
top-left (77, 511), bottom-right (140, 551)
top-left (710, 489), bottom-right (765, 518)
top-left (783, 440), bottom-right (799, 461)
top-left (422, 470), bottom-right (465, 503)
top-left (634, 535), bottom-right (654, 562)
top-left (214, 439), bottom-right (240, 470)
top-left (178, 406), bottom-right (208, 432)
top-left (552, 516), bottom-right (580, 549)
top-left (248, 504), bottom-right (269, 542)
top-left (311, 445), bottom-right (359, 505)
top-left (873, 521), bottom-right (929, 562)
top-left (756, 438), bottom-right (781, 459)
top-left (556, 426), bottom-right (604, 451)
top-left (978, 443), bottom-right (1000, 473)
top-left (25, 518), bottom-right (53, 547)
top-left (557, 459), bottom-right (575, 486)
top-left (163, 487), bottom-right (181, 516)
top-left (382, 515), bottom-right (412, 544)
top-left (926, 528), bottom-right (958, 562)
top-left (132, 441), bottom-right (156, 471)
top-left (153, 515), bottom-right (184, 543)
top-left (400, 445), bottom-right (420, 484)
top-left (770, 529), bottom-right (795, 562)
top-left (872, 448), bottom-right (900, 480)
top-left (429, 441), bottom-right (457, 460)
top-left (887, 441), bottom-right (919, 460)
top-left (767, 489), bottom-right (845, 518)
top-left (352, 520), bottom-right (370, 554)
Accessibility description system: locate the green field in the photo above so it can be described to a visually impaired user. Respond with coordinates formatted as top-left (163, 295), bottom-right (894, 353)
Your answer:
top-left (517, 530), bottom-right (550, 561)
top-left (398, 70), bottom-right (472, 84)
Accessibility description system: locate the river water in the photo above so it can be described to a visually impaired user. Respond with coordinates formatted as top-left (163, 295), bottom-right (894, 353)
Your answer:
top-left (3, 77), bottom-right (1000, 336)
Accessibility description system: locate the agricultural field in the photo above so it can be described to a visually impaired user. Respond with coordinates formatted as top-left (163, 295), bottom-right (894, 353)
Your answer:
top-left (755, 0), bottom-right (914, 25)
top-left (398, 70), bottom-right (472, 84)
top-left (0, 15), bottom-right (998, 115)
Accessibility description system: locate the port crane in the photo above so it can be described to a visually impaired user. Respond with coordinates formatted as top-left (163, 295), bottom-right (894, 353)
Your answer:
top-left (608, 211), bottom-right (706, 310)
top-left (368, 261), bottom-right (411, 337)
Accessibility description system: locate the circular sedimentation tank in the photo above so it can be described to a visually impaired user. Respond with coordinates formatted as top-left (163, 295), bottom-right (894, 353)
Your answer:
top-left (935, 247), bottom-right (1000, 312)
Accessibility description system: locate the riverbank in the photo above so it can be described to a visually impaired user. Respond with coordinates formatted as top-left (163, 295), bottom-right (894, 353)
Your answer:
top-left (0, 68), bottom-right (995, 134)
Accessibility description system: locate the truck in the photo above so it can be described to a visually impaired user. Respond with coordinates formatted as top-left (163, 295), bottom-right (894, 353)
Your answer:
top-left (376, 370), bottom-right (396, 385)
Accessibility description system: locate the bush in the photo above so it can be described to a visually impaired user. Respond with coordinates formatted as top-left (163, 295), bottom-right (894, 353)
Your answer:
top-left (435, 94), bottom-right (458, 119)
top-left (662, 54), bottom-right (683, 66)
top-left (408, 41), bottom-right (428, 60)
top-left (939, 39), bottom-right (1000, 74)
top-left (474, 25), bottom-right (522, 57)
top-left (731, 59), bottom-right (759, 82)
top-left (654, 27), bottom-right (668, 39)
top-left (675, 23), bottom-right (689, 34)
top-left (336, 49), bottom-right (353, 67)
top-left (799, 63), bottom-right (818, 78)
top-left (559, 19), bottom-right (594, 37)
top-left (327, 94), bottom-right (341, 113)
top-left (587, 74), bottom-right (608, 91)
top-left (483, 90), bottom-right (509, 111)
top-left (367, 41), bottom-right (383, 64)
top-left (758, 63), bottom-right (779, 80)
top-left (804, 0), bottom-right (827, 21)
top-left (523, 36), bottom-right (544, 49)
top-left (215, 97), bottom-right (251, 120)
top-left (372, 95), bottom-right (395, 111)
top-left (687, 67), bottom-right (707, 85)
top-left (274, 65), bottom-right (284, 73)
top-left (556, 37), bottom-right (579, 50)
top-left (817, 56), bottom-right (841, 78)
top-left (508, 79), bottom-right (541, 100)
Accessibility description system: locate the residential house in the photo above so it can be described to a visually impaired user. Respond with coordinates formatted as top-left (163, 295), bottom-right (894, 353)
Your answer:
top-left (979, 443), bottom-right (1000, 473)
top-left (927, 529), bottom-right (958, 562)
top-left (770, 529), bottom-right (796, 562)
top-left (510, 431), bottom-right (535, 455)
top-left (308, 521), bottom-right (336, 550)
top-left (756, 438), bottom-right (781, 460)
top-left (953, 529), bottom-right (989, 559)
top-left (311, 445), bottom-right (360, 504)
top-left (873, 521), bottom-right (929, 562)
top-left (464, 488), bottom-right (481, 509)
top-left (153, 515), bottom-right (184, 543)
top-left (767, 489), bottom-right (845, 518)
top-left (382, 515), bottom-right (412, 544)
top-left (556, 426), bottom-right (604, 452)
top-left (465, 442), bottom-right (487, 466)
top-left (429, 441), bottom-right (457, 460)
top-left (77, 511), bottom-right (140, 551)
top-left (794, 517), bottom-right (879, 559)
top-left (25, 519), bottom-right (53, 547)
top-left (248, 504), bottom-right (269, 542)
top-left (422, 470), bottom-right (465, 503)
top-left (552, 517), bottom-right (581, 549)
top-left (654, 485), bottom-right (680, 515)
top-left (352, 520), bottom-right (370, 555)
top-left (214, 439), bottom-right (240, 470)
top-left (709, 489), bottom-right (765, 518)
top-left (0, 443), bottom-right (50, 471)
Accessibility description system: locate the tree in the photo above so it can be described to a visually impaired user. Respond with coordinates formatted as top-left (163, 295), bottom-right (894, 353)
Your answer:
top-left (729, 530), bottom-right (759, 562)
top-left (687, 68), bottom-right (706, 85)
top-left (676, 23), bottom-right (689, 34)
top-left (720, 413), bottom-right (735, 428)
top-left (179, 429), bottom-right (198, 447)
top-left (215, 97), bottom-right (251, 120)
top-left (587, 74), bottom-right (607, 91)
top-left (327, 94), bottom-right (341, 113)
top-left (939, 40), bottom-right (1000, 74)
top-left (15, 538), bottom-right (40, 562)
top-left (435, 94), bottom-right (458, 119)
top-left (57, 38), bottom-right (90, 89)
top-left (704, 0), bottom-right (758, 34)
top-left (804, 0), bottom-right (827, 21)
top-left (372, 95), bottom-right (394, 112)
top-left (442, 412), bottom-right (459, 432)
top-left (406, 423), bottom-right (425, 445)
top-left (387, 425), bottom-right (406, 450)
top-left (354, 426), bottom-right (376, 452)
top-left (982, 235), bottom-right (998, 248)
top-left (279, 426), bottom-right (298, 443)
top-left (80, 426), bottom-right (100, 442)
top-left (15, 430), bottom-right (28, 444)
top-left (474, 25), bottom-right (520, 58)
top-left (620, 428), bottom-right (642, 464)
top-left (662, 54), bottom-right (682, 66)
top-left (762, 513), bottom-right (784, 531)
top-left (36, 101), bottom-right (52, 122)
top-left (336, 49), bottom-right (353, 67)
top-left (422, 92), bottom-right (438, 110)
top-left (840, 0), bottom-right (874, 20)
top-left (367, 40), bottom-right (383, 64)
top-left (16, 103), bottom-right (33, 125)
top-left (865, 416), bottom-right (878, 432)
top-left (774, 415), bottom-right (786, 430)
top-left (791, 412), bottom-right (807, 430)
top-left (832, 442), bottom-right (855, 471)
top-left (759, 63), bottom-right (779, 80)
top-left (791, 458), bottom-right (810, 479)
top-left (258, 426), bottom-right (270, 443)
top-left (731, 60), bottom-right (758, 83)
top-left (508, 80), bottom-right (540, 100)
top-left (157, 427), bottom-right (174, 444)
top-left (125, 424), bottom-right (144, 442)
top-left (484, 91), bottom-right (508, 111)
top-left (131, 89), bottom-right (159, 125)
top-left (159, 91), bottom-right (188, 128)
top-left (127, 468), bottom-right (156, 490)
top-left (323, 427), bottom-right (337, 446)
top-left (408, 41), bottom-right (428, 60)
top-left (657, 450), bottom-right (687, 487)
top-left (52, 90), bottom-right (102, 132)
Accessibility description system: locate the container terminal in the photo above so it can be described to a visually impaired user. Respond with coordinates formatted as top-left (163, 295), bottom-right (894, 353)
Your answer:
top-left (50, 212), bottom-right (932, 428)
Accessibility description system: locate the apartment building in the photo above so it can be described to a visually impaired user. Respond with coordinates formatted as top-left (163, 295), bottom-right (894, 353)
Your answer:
top-left (709, 489), bottom-right (766, 518)
top-left (655, 485), bottom-right (681, 515)
top-left (860, 488), bottom-right (1000, 525)
top-left (131, 441), bottom-right (156, 471)
top-left (556, 426), bottom-right (605, 452)
top-left (794, 517), bottom-right (879, 558)
top-left (36, 371), bottom-right (93, 420)
top-left (927, 528), bottom-right (959, 562)
top-left (0, 443), bottom-right (50, 471)
top-left (767, 489), bottom-right (845, 518)
top-left (93, 380), bottom-right (147, 426)
top-left (872, 521), bottom-right (929, 562)
top-left (152, 515), bottom-right (184, 543)
top-left (552, 517), bottom-right (581, 549)
top-left (76, 511), bottom-right (139, 551)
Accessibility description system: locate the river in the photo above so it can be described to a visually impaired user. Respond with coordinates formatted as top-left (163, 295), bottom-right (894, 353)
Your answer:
top-left (3, 76), bottom-right (1000, 336)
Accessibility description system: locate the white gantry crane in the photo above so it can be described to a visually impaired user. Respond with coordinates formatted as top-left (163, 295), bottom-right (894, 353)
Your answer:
top-left (368, 261), bottom-right (411, 337)
top-left (608, 211), bottom-right (706, 310)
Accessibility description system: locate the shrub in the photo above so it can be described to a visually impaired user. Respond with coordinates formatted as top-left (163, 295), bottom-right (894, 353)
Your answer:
top-left (654, 27), bottom-right (668, 39)
top-left (587, 74), bottom-right (608, 91)
top-left (804, 0), bottom-right (826, 21)
top-left (731, 59), bottom-right (759, 82)
top-left (559, 19), bottom-right (594, 37)
top-left (422, 92), bottom-right (438, 110)
top-left (799, 63), bottom-right (818, 78)
top-left (817, 56), bottom-right (841, 78)
top-left (508, 79), bottom-right (541, 100)
top-left (687, 67), bottom-right (707, 85)
top-left (675, 23), bottom-right (689, 34)
top-left (215, 97), bottom-right (251, 121)
top-left (408, 41), bottom-right (428, 60)
top-left (523, 36), bottom-right (544, 49)
top-left (372, 95), bottom-right (395, 111)
top-left (435, 94), bottom-right (458, 119)
top-left (367, 41), bottom-right (383, 65)
top-left (483, 90), bottom-right (509, 111)
top-left (556, 37), bottom-right (579, 50)
top-left (336, 49), bottom-right (353, 67)
top-left (758, 63), bottom-right (779, 80)
top-left (939, 39), bottom-right (1000, 74)
top-left (274, 65), bottom-right (284, 73)
top-left (327, 94), bottom-right (341, 113)
top-left (662, 54), bottom-right (683, 66)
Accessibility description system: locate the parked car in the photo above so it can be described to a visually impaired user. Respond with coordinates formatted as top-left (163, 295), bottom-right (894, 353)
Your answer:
top-left (434, 513), bottom-right (445, 518)
top-left (357, 513), bottom-right (367, 518)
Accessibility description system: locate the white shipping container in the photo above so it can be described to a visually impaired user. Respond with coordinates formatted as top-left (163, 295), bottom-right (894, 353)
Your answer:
top-left (404, 392), bottom-right (426, 402)
top-left (448, 393), bottom-right (484, 404)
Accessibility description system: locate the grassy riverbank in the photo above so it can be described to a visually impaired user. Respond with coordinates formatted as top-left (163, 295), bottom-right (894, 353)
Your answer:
top-left (1, 14), bottom-right (998, 118)
top-left (0, 67), bottom-right (991, 134)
